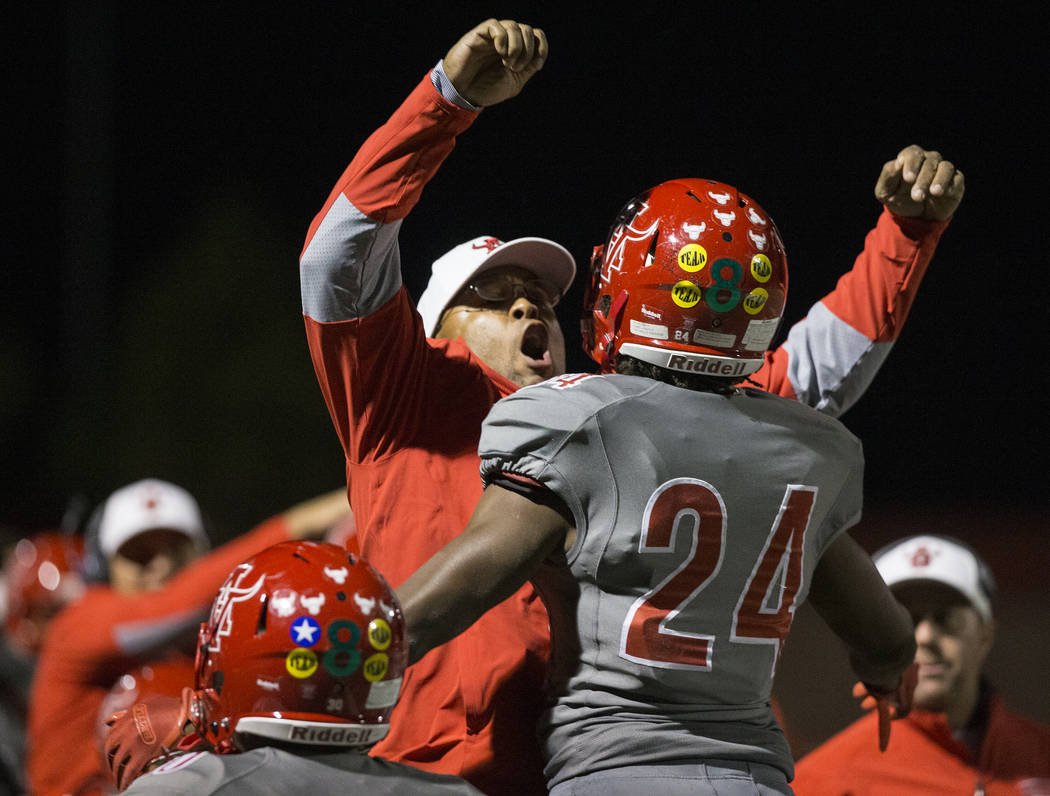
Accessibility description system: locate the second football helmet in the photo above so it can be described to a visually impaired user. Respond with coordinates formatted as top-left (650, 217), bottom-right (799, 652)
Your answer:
top-left (583, 178), bottom-right (788, 377)
top-left (192, 541), bottom-right (406, 752)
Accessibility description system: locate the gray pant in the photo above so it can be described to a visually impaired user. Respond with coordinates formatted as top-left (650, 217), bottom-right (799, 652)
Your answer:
top-left (549, 760), bottom-right (793, 796)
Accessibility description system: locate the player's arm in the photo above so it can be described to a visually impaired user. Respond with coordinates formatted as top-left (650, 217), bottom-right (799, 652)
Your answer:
top-left (808, 531), bottom-right (915, 690)
top-left (299, 20), bottom-right (548, 457)
top-left (749, 145), bottom-right (964, 417)
top-left (397, 482), bottom-right (571, 664)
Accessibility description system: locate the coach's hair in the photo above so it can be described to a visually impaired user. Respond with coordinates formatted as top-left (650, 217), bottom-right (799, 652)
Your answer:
top-left (614, 354), bottom-right (737, 395)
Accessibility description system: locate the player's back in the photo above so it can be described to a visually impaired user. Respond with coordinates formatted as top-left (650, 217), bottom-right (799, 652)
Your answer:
top-left (478, 373), bottom-right (864, 784)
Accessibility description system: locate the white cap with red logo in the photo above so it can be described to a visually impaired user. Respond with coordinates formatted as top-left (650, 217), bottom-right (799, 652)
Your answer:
top-left (874, 534), bottom-right (994, 622)
top-left (97, 479), bottom-right (209, 558)
top-left (416, 236), bottom-right (576, 337)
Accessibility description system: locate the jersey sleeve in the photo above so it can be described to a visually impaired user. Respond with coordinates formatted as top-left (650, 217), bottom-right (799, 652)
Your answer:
top-left (479, 376), bottom-right (611, 531)
top-left (749, 209), bottom-right (949, 417)
top-left (299, 66), bottom-right (487, 464)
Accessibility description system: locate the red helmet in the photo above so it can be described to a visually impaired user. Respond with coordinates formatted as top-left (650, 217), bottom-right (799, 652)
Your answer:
top-left (192, 541), bottom-right (406, 752)
top-left (582, 178), bottom-right (787, 378)
top-left (2, 531), bottom-right (85, 655)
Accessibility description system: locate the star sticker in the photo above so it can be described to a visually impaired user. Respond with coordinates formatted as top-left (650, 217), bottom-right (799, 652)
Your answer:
top-left (291, 617), bottom-right (320, 646)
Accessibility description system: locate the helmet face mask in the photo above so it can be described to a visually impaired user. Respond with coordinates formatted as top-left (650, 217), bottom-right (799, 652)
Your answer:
top-left (192, 541), bottom-right (406, 752)
top-left (583, 179), bottom-right (788, 378)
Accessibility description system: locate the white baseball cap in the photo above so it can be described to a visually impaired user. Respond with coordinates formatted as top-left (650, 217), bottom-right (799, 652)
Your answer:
top-left (97, 479), bottom-right (209, 558)
top-left (416, 236), bottom-right (576, 336)
top-left (874, 534), bottom-right (995, 622)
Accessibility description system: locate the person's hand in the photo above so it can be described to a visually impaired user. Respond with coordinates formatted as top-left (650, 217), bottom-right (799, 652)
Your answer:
top-left (875, 144), bottom-right (965, 221)
top-left (852, 662), bottom-right (919, 752)
top-left (442, 19), bottom-right (548, 107)
top-left (104, 688), bottom-right (196, 790)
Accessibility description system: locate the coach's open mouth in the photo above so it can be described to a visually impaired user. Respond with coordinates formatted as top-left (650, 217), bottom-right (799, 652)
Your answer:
top-left (520, 322), bottom-right (552, 369)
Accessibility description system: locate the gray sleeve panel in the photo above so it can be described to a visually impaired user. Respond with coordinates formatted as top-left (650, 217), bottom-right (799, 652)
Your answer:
top-left (112, 607), bottom-right (206, 657)
top-left (299, 193), bottom-right (404, 323)
top-left (783, 301), bottom-right (895, 418)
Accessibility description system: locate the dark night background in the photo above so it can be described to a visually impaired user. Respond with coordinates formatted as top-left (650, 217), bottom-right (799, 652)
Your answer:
top-left (4, 3), bottom-right (1047, 752)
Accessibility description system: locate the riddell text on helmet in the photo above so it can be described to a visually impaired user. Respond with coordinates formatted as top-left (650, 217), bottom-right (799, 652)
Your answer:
top-left (667, 355), bottom-right (749, 376)
top-left (289, 725), bottom-right (381, 745)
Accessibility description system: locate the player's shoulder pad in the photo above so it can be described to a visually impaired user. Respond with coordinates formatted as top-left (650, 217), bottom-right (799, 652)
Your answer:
top-left (481, 373), bottom-right (637, 461)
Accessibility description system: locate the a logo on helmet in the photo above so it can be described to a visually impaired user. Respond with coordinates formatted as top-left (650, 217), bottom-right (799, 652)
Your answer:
top-left (208, 563), bottom-right (266, 653)
top-left (748, 230), bottom-right (768, 250)
top-left (743, 289), bottom-right (769, 315)
top-left (707, 191), bottom-right (732, 205)
top-left (677, 244), bottom-right (708, 273)
top-left (323, 566), bottom-right (349, 584)
top-left (300, 593), bottom-right (326, 616)
top-left (603, 216), bottom-right (659, 283)
top-left (713, 209), bottom-right (736, 227)
top-left (671, 281), bottom-right (702, 309)
top-left (682, 222), bottom-right (707, 240)
top-left (354, 593), bottom-right (376, 615)
top-left (750, 254), bottom-right (772, 282)
top-left (747, 207), bottom-right (767, 226)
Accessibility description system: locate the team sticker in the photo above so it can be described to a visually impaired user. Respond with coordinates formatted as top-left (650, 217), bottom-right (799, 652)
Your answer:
top-left (285, 615), bottom-right (392, 681)
top-left (670, 256), bottom-right (772, 315)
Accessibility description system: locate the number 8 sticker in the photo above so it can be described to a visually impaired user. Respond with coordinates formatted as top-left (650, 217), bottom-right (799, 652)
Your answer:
top-left (705, 258), bottom-right (743, 312)
top-left (323, 619), bottom-right (361, 677)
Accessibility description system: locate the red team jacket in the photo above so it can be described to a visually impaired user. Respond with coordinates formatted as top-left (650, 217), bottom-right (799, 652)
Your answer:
top-left (793, 693), bottom-right (1050, 795)
top-left (300, 66), bottom-right (949, 795)
top-left (27, 516), bottom-right (290, 796)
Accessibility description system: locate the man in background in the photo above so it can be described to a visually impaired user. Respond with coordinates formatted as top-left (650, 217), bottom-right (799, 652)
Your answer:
top-left (27, 478), bottom-right (348, 795)
top-left (794, 534), bottom-right (1050, 794)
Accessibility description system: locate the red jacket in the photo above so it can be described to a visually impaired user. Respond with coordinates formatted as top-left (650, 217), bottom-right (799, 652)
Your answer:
top-left (794, 692), bottom-right (1050, 795)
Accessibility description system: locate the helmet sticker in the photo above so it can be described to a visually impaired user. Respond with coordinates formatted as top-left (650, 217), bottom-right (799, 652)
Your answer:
top-left (743, 288), bottom-right (770, 315)
top-left (208, 564), bottom-right (266, 653)
top-left (750, 254), bottom-right (772, 282)
top-left (363, 653), bottom-right (390, 682)
top-left (677, 244), bottom-right (708, 273)
top-left (713, 209), bottom-right (736, 227)
top-left (682, 222), bottom-right (706, 239)
top-left (271, 590), bottom-right (297, 617)
top-left (629, 319), bottom-right (669, 340)
top-left (748, 230), bottom-right (768, 250)
top-left (640, 305), bottom-right (663, 321)
top-left (707, 190), bottom-right (732, 205)
top-left (322, 619), bottom-right (361, 677)
top-left (747, 207), bottom-right (767, 226)
top-left (286, 648), bottom-right (319, 679)
top-left (367, 619), bottom-right (392, 650)
top-left (366, 677), bottom-right (402, 710)
top-left (352, 592), bottom-right (375, 615)
top-left (300, 593), bottom-right (326, 616)
top-left (671, 281), bottom-right (702, 308)
top-left (290, 616), bottom-right (321, 647)
top-left (323, 565), bottom-right (349, 584)
top-left (705, 259), bottom-right (744, 312)
top-left (741, 318), bottom-right (780, 351)
top-left (693, 328), bottom-right (736, 348)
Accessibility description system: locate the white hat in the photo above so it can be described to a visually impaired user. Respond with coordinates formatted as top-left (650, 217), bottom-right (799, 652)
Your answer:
top-left (874, 535), bottom-right (995, 622)
top-left (97, 479), bottom-right (208, 558)
top-left (416, 236), bottom-right (576, 336)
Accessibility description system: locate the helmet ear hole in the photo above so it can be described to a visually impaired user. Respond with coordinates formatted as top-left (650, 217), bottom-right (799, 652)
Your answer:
top-left (255, 595), bottom-right (269, 636)
top-left (598, 295), bottom-right (612, 318)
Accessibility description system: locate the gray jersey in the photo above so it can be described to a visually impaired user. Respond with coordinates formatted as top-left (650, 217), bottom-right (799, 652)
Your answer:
top-left (479, 374), bottom-right (864, 786)
top-left (124, 746), bottom-right (484, 795)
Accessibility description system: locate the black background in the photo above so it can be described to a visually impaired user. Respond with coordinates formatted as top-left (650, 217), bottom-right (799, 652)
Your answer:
top-left (4, 0), bottom-right (1048, 753)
